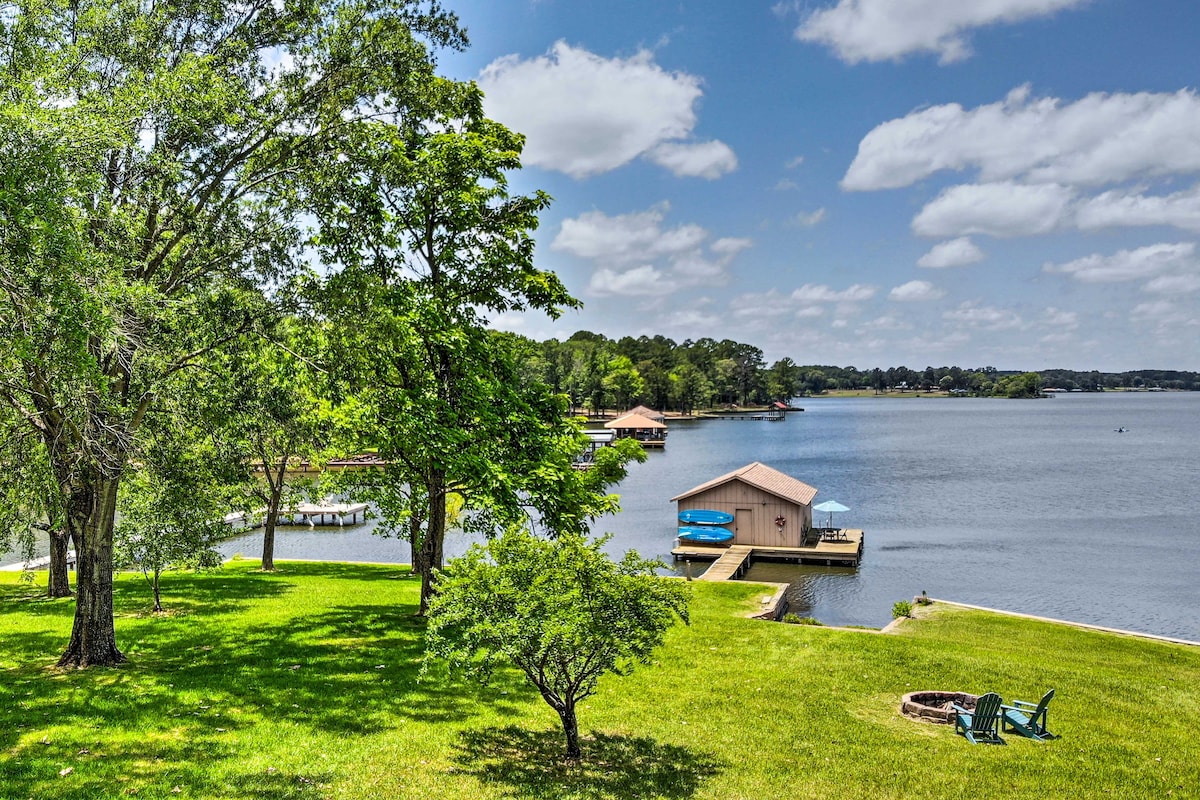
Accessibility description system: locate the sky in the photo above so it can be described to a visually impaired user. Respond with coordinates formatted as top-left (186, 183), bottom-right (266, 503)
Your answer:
top-left (433, 0), bottom-right (1200, 371)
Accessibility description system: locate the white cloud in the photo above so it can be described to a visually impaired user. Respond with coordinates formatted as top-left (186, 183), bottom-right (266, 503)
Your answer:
top-left (1129, 300), bottom-right (1176, 320)
top-left (478, 41), bottom-right (734, 179)
top-left (844, 87), bottom-right (1200, 191)
top-left (1076, 184), bottom-right (1200, 232)
top-left (791, 208), bottom-right (827, 227)
top-left (1042, 242), bottom-right (1196, 283)
top-left (913, 182), bottom-right (1074, 238)
top-left (943, 301), bottom-right (1025, 330)
top-left (1042, 307), bottom-right (1079, 329)
top-left (889, 280), bottom-right (945, 302)
top-left (647, 140), bottom-right (738, 179)
top-left (553, 205), bottom-right (705, 266)
top-left (796, 0), bottom-right (1089, 65)
top-left (554, 204), bottom-right (752, 298)
top-left (659, 308), bottom-right (724, 331)
top-left (711, 237), bottom-right (754, 257)
top-left (785, 155), bottom-right (805, 169)
top-left (791, 283), bottom-right (877, 302)
top-left (730, 289), bottom-right (796, 319)
top-left (588, 265), bottom-right (673, 297)
top-left (860, 314), bottom-right (911, 331)
top-left (1143, 273), bottom-right (1200, 294)
top-left (918, 237), bottom-right (985, 268)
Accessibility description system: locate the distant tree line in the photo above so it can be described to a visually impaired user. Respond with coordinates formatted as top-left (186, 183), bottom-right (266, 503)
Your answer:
top-left (501, 331), bottom-right (1200, 413)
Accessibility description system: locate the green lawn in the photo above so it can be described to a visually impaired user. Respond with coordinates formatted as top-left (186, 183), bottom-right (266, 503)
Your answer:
top-left (2, 562), bottom-right (1197, 799)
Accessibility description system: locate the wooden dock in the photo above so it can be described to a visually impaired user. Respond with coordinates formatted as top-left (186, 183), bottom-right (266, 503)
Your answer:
top-left (673, 529), bottom-right (864, 576)
top-left (290, 502), bottom-right (368, 527)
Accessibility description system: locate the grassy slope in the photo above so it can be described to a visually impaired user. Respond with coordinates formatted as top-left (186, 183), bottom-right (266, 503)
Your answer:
top-left (1, 562), bottom-right (1197, 800)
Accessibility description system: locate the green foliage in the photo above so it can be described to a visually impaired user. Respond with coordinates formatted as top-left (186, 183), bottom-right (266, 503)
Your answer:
top-left (892, 600), bottom-right (914, 619)
top-left (0, 0), bottom-right (469, 665)
top-left (995, 371), bottom-right (1044, 398)
top-left (782, 614), bottom-right (824, 626)
top-left (425, 529), bottom-right (690, 759)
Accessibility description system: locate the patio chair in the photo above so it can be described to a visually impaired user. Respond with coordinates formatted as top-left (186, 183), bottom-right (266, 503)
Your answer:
top-left (1001, 689), bottom-right (1055, 740)
top-left (953, 692), bottom-right (1005, 745)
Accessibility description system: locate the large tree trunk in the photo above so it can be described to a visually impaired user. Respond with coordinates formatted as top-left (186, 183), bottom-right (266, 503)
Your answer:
top-left (261, 482), bottom-right (283, 572)
top-left (417, 473), bottom-right (446, 616)
top-left (261, 514), bottom-right (277, 572)
top-left (47, 528), bottom-right (72, 598)
top-left (260, 460), bottom-right (290, 572)
top-left (58, 476), bottom-right (125, 668)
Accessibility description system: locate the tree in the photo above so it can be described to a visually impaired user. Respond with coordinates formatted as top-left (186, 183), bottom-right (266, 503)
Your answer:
top-left (114, 468), bottom-right (226, 614)
top-left (601, 355), bottom-right (644, 411)
top-left (425, 529), bottom-right (690, 761)
top-left (207, 325), bottom-right (336, 572)
top-left (637, 359), bottom-right (671, 412)
top-left (0, 423), bottom-right (70, 597)
top-left (0, 0), bottom-right (465, 666)
top-left (312, 88), bottom-right (581, 613)
top-left (115, 391), bottom-right (240, 612)
top-left (670, 363), bottom-right (711, 413)
top-left (766, 358), bottom-right (800, 402)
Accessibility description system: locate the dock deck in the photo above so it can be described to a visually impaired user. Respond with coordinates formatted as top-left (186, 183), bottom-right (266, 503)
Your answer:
top-left (290, 502), bottom-right (369, 526)
top-left (673, 529), bottom-right (864, 575)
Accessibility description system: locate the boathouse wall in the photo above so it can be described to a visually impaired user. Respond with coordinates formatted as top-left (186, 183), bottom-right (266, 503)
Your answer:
top-left (677, 479), bottom-right (812, 547)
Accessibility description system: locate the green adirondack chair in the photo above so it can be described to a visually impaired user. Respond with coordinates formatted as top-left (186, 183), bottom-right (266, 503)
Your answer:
top-left (953, 692), bottom-right (1005, 744)
top-left (1001, 689), bottom-right (1055, 740)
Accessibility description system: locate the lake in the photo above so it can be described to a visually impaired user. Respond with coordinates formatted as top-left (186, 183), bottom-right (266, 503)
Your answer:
top-left (6, 392), bottom-right (1199, 641)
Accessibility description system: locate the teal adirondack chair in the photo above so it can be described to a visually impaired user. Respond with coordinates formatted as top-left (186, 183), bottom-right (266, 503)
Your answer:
top-left (1001, 689), bottom-right (1055, 740)
top-left (953, 692), bottom-right (1005, 744)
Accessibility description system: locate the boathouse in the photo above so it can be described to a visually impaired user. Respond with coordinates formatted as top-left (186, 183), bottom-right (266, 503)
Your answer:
top-left (624, 405), bottom-right (666, 423)
top-left (604, 412), bottom-right (668, 447)
top-left (671, 462), bottom-right (816, 547)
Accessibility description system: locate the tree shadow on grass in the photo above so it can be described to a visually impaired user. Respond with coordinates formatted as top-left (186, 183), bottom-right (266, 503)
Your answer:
top-left (452, 725), bottom-right (724, 800)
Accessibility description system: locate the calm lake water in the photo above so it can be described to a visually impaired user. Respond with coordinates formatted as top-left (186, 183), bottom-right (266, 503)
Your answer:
top-left (7, 393), bottom-right (1199, 641)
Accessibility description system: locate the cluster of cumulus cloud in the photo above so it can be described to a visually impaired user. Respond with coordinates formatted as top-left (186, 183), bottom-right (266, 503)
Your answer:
top-left (475, 0), bottom-right (1198, 358)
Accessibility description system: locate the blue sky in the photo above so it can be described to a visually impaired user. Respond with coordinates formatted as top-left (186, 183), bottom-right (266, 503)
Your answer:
top-left (436, 1), bottom-right (1200, 371)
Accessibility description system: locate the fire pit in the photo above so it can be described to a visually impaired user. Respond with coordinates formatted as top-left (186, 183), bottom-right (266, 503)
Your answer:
top-left (900, 691), bottom-right (977, 724)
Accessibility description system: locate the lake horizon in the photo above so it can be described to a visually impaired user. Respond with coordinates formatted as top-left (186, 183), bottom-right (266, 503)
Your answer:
top-left (5, 392), bottom-right (1198, 643)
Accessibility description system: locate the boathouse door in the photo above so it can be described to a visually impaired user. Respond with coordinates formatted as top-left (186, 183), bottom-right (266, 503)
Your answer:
top-left (734, 508), bottom-right (753, 544)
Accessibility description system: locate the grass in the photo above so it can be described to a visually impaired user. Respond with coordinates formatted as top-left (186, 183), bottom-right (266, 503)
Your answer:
top-left (2, 563), bottom-right (1198, 799)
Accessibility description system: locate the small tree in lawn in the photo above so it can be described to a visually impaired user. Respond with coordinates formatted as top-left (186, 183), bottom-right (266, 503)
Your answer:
top-left (424, 529), bottom-right (690, 761)
top-left (114, 425), bottom-right (234, 613)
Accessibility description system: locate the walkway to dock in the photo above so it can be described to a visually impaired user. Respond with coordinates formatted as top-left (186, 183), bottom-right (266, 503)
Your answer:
top-left (697, 545), bottom-right (754, 581)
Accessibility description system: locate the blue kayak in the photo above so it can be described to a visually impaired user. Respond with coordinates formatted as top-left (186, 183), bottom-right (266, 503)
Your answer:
top-left (678, 508), bottom-right (734, 525)
top-left (678, 525), bottom-right (734, 544)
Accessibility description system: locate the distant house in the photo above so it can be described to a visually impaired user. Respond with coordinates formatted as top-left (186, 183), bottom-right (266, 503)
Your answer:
top-left (624, 405), bottom-right (666, 422)
top-left (671, 462), bottom-right (816, 547)
top-left (604, 413), bottom-right (667, 447)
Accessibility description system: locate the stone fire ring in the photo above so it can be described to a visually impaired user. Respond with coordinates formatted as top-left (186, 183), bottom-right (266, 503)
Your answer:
top-left (900, 691), bottom-right (978, 724)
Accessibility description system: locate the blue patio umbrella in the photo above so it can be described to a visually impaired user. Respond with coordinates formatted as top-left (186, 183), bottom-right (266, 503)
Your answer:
top-left (813, 500), bottom-right (850, 530)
